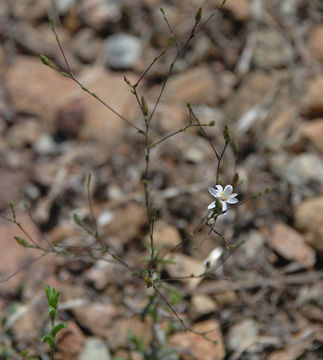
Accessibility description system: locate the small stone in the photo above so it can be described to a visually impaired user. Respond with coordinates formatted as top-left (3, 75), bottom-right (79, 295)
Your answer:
top-left (173, 135), bottom-right (213, 163)
top-left (271, 152), bottom-right (323, 187)
top-left (102, 203), bottom-right (146, 245)
top-left (5, 302), bottom-right (44, 344)
top-left (190, 294), bottom-right (217, 319)
top-left (0, 168), bottom-right (28, 211)
top-left (301, 76), bottom-right (323, 116)
top-left (301, 119), bottom-right (323, 153)
top-left (6, 56), bottom-right (76, 122)
top-left (165, 253), bottom-right (204, 289)
top-left (54, 0), bottom-right (75, 15)
top-left (297, 283), bottom-right (323, 308)
top-left (226, 319), bottom-right (259, 353)
top-left (265, 108), bottom-right (296, 151)
top-left (72, 303), bottom-right (119, 337)
top-left (79, 0), bottom-right (121, 31)
top-left (149, 220), bottom-right (182, 250)
top-left (294, 195), bottom-right (323, 252)
top-left (79, 69), bottom-right (138, 149)
top-left (56, 321), bottom-right (85, 360)
top-left (97, 211), bottom-right (114, 227)
top-left (104, 34), bottom-right (142, 70)
top-left (169, 320), bottom-right (225, 360)
top-left (224, 0), bottom-right (251, 22)
top-left (32, 133), bottom-right (58, 155)
top-left (85, 260), bottom-right (117, 290)
top-left (265, 222), bottom-right (315, 269)
top-left (72, 29), bottom-right (101, 63)
top-left (0, 213), bottom-right (46, 296)
top-left (242, 230), bottom-right (265, 261)
top-left (6, 118), bottom-right (43, 148)
top-left (78, 337), bottom-right (111, 360)
top-left (225, 72), bottom-right (273, 121)
top-left (55, 100), bottom-right (85, 139)
top-left (154, 103), bottom-right (186, 133)
top-left (308, 24), bottom-right (323, 63)
top-left (252, 29), bottom-right (294, 69)
top-left (105, 316), bottom-right (151, 351)
top-left (160, 66), bottom-right (218, 106)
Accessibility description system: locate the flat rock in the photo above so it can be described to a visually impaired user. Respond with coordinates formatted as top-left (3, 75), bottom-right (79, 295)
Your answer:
top-left (225, 72), bottom-right (273, 121)
top-left (308, 24), bottom-right (323, 63)
top-left (56, 321), bottom-right (85, 360)
top-left (79, 69), bottom-right (139, 148)
top-left (226, 318), bottom-right (259, 353)
top-left (252, 29), bottom-right (294, 69)
top-left (0, 214), bottom-right (50, 295)
top-left (104, 33), bottom-right (142, 70)
top-left (294, 195), bottom-right (323, 252)
top-left (301, 119), bottom-right (323, 153)
top-left (79, 0), bottom-right (121, 31)
top-left (161, 66), bottom-right (219, 106)
top-left (190, 294), bottom-right (217, 319)
top-left (169, 319), bottom-right (225, 360)
top-left (0, 168), bottom-right (28, 211)
top-left (101, 203), bottom-right (146, 245)
top-left (78, 337), bottom-right (111, 360)
top-left (148, 220), bottom-right (182, 250)
top-left (165, 253), bottom-right (204, 289)
top-left (223, 0), bottom-right (251, 22)
top-left (265, 108), bottom-right (296, 151)
top-left (265, 222), bottom-right (316, 269)
top-left (105, 316), bottom-right (151, 351)
top-left (271, 152), bottom-right (323, 188)
top-left (72, 303), bottom-right (119, 337)
top-left (6, 56), bottom-right (76, 123)
top-left (72, 28), bottom-right (101, 63)
top-left (301, 76), bottom-right (323, 116)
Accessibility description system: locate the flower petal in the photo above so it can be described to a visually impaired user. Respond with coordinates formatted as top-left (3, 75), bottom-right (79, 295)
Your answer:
top-left (221, 201), bottom-right (227, 212)
top-left (229, 193), bottom-right (238, 198)
top-left (216, 185), bottom-right (223, 192)
top-left (224, 185), bottom-right (233, 197)
top-left (208, 187), bottom-right (218, 198)
top-left (207, 201), bottom-right (216, 210)
top-left (226, 197), bottom-right (238, 204)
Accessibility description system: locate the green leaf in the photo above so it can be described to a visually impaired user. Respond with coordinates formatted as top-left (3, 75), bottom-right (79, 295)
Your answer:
top-left (195, 8), bottom-right (202, 23)
top-left (40, 334), bottom-right (55, 350)
top-left (45, 284), bottom-right (52, 304)
top-left (141, 96), bottom-right (148, 116)
top-left (167, 35), bottom-right (174, 45)
top-left (9, 201), bottom-right (16, 221)
top-left (21, 350), bottom-right (29, 357)
top-left (223, 125), bottom-right (231, 144)
top-left (39, 55), bottom-right (51, 67)
top-left (51, 322), bottom-right (67, 338)
top-left (265, 186), bottom-right (272, 193)
top-left (14, 237), bottom-right (32, 248)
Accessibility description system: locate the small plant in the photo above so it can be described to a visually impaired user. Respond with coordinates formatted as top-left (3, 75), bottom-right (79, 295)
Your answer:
top-left (20, 349), bottom-right (38, 360)
top-left (40, 285), bottom-right (67, 360)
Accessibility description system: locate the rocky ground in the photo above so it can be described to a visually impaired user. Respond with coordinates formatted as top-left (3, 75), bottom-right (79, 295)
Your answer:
top-left (0, 0), bottom-right (323, 359)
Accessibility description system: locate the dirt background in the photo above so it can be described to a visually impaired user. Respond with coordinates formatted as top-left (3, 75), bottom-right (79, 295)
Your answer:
top-left (0, 0), bottom-right (323, 359)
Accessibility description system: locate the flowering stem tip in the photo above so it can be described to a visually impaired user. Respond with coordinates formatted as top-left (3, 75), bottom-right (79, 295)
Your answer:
top-left (207, 185), bottom-right (238, 213)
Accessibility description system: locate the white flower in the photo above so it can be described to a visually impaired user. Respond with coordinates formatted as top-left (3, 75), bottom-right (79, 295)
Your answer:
top-left (207, 184), bottom-right (238, 213)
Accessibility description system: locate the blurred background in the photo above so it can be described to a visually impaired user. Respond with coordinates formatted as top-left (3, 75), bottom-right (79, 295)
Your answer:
top-left (0, 0), bottom-right (322, 359)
